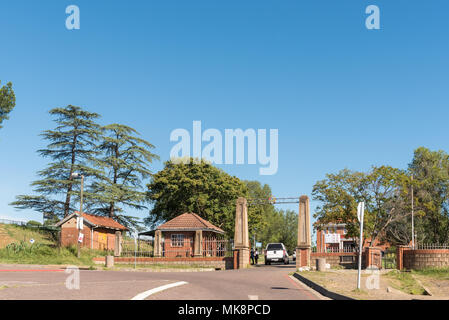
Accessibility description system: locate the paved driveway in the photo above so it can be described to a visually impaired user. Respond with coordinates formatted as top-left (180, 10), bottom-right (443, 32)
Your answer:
top-left (0, 262), bottom-right (319, 300)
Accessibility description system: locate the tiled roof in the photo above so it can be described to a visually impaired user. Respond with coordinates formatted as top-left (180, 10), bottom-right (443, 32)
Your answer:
top-left (157, 213), bottom-right (224, 234)
top-left (74, 211), bottom-right (128, 231)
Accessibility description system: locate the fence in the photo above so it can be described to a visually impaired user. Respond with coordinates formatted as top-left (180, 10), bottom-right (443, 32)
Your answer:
top-left (120, 238), bottom-right (233, 258)
top-left (417, 243), bottom-right (449, 250)
top-left (202, 238), bottom-right (233, 257)
top-left (312, 246), bottom-right (358, 253)
top-left (0, 219), bottom-right (28, 226)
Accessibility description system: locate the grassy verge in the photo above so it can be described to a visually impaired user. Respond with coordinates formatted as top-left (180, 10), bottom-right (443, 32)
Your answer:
top-left (412, 267), bottom-right (449, 280)
top-left (0, 243), bottom-right (107, 266)
top-left (385, 270), bottom-right (428, 295)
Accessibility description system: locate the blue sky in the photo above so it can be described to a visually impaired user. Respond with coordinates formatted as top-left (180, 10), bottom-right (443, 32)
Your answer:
top-left (0, 1), bottom-right (448, 228)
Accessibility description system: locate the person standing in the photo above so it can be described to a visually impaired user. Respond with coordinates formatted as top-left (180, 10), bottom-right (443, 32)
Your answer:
top-left (250, 248), bottom-right (255, 265)
top-left (255, 250), bottom-right (259, 265)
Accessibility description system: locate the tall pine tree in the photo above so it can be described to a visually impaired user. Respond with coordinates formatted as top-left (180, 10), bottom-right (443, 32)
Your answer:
top-left (11, 105), bottom-right (102, 218)
top-left (86, 124), bottom-right (159, 230)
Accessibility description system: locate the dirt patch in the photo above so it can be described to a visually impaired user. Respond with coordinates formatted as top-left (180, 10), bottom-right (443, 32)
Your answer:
top-left (298, 269), bottom-right (446, 300)
top-left (0, 226), bottom-right (14, 248)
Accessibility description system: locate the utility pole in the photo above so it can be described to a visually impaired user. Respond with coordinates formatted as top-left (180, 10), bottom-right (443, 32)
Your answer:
top-left (411, 175), bottom-right (415, 249)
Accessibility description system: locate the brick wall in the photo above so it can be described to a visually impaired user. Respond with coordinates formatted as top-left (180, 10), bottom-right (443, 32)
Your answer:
top-left (403, 249), bottom-right (449, 270)
top-left (311, 252), bottom-right (359, 269)
top-left (93, 256), bottom-right (234, 270)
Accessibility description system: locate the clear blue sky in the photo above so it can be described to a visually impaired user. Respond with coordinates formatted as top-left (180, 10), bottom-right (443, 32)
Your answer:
top-left (1, 1), bottom-right (448, 227)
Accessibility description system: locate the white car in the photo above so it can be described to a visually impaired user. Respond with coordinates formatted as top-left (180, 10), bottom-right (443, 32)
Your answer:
top-left (265, 243), bottom-right (289, 265)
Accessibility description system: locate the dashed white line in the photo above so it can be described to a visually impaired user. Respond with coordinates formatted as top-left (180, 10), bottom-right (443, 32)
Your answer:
top-left (131, 281), bottom-right (188, 300)
top-left (248, 295), bottom-right (259, 300)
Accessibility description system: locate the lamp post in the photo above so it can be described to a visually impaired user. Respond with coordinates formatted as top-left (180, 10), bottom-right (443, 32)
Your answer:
top-left (71, 172), bottom-right (84, 258)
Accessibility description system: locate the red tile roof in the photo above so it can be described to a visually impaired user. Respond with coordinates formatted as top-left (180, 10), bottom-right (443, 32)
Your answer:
top-left (157, 213), bottom-right (224, 234)
top-left (74, 212), bottom-right (128, 231)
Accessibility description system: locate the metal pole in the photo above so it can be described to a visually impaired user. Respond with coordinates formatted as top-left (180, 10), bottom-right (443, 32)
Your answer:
top-left (77, 175), bottom-right (84, 259)
top-left (134, 235), bottom-right (137, 269)
top-left (357, 202), bottom-right (365, 290)
top-left (411, 175), bottom-right (415, 249)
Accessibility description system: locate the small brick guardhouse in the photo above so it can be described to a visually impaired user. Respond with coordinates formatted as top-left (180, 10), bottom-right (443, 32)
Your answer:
top-left (141, 212), bottom-right (226, 258)
top-left (55, 211), bottom-right (128, 253)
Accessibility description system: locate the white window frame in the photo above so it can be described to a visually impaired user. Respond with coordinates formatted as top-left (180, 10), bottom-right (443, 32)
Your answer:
top-left (171, 234), bottom-right (184, 247)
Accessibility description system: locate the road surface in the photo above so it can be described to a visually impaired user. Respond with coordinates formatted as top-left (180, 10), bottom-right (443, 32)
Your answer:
top-left (0, 261), bottom-right (320, 300)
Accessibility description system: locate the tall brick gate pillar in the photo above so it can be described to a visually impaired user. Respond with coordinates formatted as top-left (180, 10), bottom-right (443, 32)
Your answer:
top-left (154, 230), bottom-right (162, 257)
top-left (194, 230), bottom-right (203, 257)
top-left (296, 195), bottom-right (311, 269)
top-left (234, 197), bottom-right (250, 269)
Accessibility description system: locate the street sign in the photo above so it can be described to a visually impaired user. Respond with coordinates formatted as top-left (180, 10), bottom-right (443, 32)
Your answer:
top-left (324, 233), bottom-right (340, 244)
top-left (78, 233), bottom-right (84, 243)
top-left (77, 217), bottom-right (84, 230)
top-left (357, 202), bottom-right (365, 222)
top-left (256, 242), bottom-right (262, 248)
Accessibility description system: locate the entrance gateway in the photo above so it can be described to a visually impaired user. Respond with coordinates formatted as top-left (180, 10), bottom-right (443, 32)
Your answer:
top-left (234, 196), bottom-right (311, 269)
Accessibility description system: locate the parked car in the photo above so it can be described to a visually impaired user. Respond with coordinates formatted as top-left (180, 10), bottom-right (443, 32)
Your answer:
top-left (265, 243), bottom-right (289, 265)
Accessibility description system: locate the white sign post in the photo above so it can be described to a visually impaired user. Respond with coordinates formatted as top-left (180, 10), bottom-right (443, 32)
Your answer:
top-left (357, 202), bottom-right (365, 290)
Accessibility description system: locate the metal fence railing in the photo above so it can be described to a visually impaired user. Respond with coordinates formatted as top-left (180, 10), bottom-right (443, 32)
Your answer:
top-left (120, 237), bottom-right (233, 258)
top-left (312, 246), bottom-right (358, 253)
top-left (417, 243), bottom-right (449, 250)
top-left (202, 238), bottom-right (233, 257)
top-left (0, 219), bottom-right (28, 226)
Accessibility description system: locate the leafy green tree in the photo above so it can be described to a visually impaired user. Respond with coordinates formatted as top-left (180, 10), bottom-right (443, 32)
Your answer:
top-left (408, 147), bottom-right (449, 243)
top-left (244, 180), bottom-right (275, 244)
top-left (11, 105), bottom-right (102, 218)
top-left (86, 124), bottom-right (159, 230)
top-left (313, 166), bottom-right (410, 247)
top-left (146, 159), bottom-right (251, 237)
top-left (0, 81), bottom-right (16, 129)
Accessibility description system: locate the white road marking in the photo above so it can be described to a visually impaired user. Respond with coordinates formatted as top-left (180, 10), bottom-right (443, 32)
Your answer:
top-left (131, 281), bottom-right (188, 300)
top-left (248, 295), bottom-right (259, 300)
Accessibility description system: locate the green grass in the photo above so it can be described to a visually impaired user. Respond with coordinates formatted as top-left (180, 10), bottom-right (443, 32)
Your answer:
top-left (1, 224), bottom-right (55, 246)
top-left (412, 267), bottom-right (449, 280)
top-left (0, 242), bottom-right (107, 266)
top-left (385, 270), bottom-right (428, 295)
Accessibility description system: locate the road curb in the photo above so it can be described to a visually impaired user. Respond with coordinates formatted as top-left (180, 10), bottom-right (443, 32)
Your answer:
top-left (293, 272), bottom-right (355, 300)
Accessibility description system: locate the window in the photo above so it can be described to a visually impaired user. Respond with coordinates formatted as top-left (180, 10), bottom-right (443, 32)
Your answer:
top-left (171, 234), bottom-right (184, 247)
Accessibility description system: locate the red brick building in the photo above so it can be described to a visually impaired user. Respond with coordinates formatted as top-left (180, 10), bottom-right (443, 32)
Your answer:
top-left (56, 212), bottom-right (128, 252)
top-left (140, 212), bottom-right (226, 258)
top-left (315, 221), bottom-right (390, 253)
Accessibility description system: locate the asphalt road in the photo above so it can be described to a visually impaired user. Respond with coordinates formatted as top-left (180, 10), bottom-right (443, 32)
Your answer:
top-left (0, 261), bottom-right (320, 300)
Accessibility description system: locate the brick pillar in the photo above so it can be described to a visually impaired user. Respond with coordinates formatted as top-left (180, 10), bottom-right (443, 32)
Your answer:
top-left (296, 195), bottom-right (311, 269)
top-left (234, 197), bottom-right (250, 269)
top-left (194, 230), bottom-right (203, 257)
top-left (397, 245), bottom-right (410, 270)
top-left (154, 230), bottom-right (162, 257)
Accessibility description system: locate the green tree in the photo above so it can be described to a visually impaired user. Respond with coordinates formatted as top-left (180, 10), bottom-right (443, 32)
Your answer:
top-left (408, 147), bottom-right (449, 243)
top-left (312, 166), bottom-right (410, 247)
top-left (86, 124), bottom-right (159, 230)
top-left (145, 159), bottom-right (250, 237)
top-left (0, 81), bottom-right (16, 129)
top-left (244, 180), bottom-right (275, 245)
top-left (11, 105), bottom-right (102, 218)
